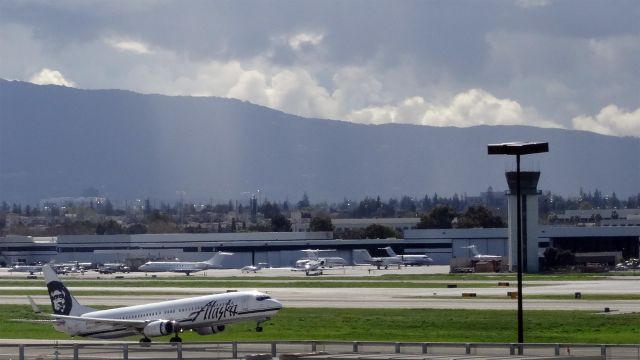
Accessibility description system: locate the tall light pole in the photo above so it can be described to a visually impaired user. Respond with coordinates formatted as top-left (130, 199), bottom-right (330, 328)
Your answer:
top-left (488, 141), bottom-right (548, 354)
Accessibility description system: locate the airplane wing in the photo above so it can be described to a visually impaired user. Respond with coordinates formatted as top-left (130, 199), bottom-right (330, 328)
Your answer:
top-left (45, 314), bottom-right (147, 327)
top-left (24, 296), bottom-right (147, 328)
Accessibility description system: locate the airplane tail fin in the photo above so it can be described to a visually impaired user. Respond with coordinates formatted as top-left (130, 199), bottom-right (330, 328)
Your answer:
top-left (43, 265), bottom-right (95, 316)
top-left (204, 252), bottom-right (234, 267)
top-left (353, 249), bottom-right (373, 262)
top-left (381, 246), bottom-right (397, 257)
top-left (463, 245), bottom-right (481, 257)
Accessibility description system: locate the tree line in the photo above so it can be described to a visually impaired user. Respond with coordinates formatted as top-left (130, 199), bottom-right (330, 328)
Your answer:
top-left (1, 188), bottom-right (638, 237)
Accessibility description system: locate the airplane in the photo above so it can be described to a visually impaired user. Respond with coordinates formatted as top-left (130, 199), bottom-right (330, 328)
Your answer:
top-left (8, 263), bottom-right (44, 275)
top-left (353, 248), bottom-right (402, 270)
top-left (462, 245), bottom-right (503, 261)
top-left (240, 263), bottom-right (268, 273)
top-left (293, 249), bottom-right (347, 276)
top-left (22, 264), bottom-right (282, 343)
top-left (98, 263), bottom-right (130, 274)
top-left (138, 252), bottom-right (233, 275)
top-left (294, 249), bottom-right (347, 268)
top-left (382, 247), bottom-right (433, 266)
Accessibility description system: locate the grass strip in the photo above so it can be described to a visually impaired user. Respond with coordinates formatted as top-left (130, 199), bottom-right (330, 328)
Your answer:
top-left (3, 305), bottom-right (638, 344)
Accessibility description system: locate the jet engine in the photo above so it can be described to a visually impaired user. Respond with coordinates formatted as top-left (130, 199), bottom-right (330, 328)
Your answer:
top-left (143, 320), bottom-right (177, 337)
top-left (195, 325), bottom-right (226, 335)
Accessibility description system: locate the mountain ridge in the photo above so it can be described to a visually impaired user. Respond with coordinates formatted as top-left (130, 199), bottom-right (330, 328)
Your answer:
top-left (1, 79), bottom-right (638, 204)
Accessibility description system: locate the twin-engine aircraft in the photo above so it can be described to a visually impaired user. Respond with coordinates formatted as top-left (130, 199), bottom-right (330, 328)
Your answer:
top-left (138, 252), bottom-right (233, 275)
top-left (383, 247), bottom-right (433, 266)
top-left (462, 245), bottom-right (503, 261)
top-left (25, 265), bottom-right (282, 343)
top-left (354, 247), bottom-right (433, 269)
top-left (293, 249), bottom-right (347, 275)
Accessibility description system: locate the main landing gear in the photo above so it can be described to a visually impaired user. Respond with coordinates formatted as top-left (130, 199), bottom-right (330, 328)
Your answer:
top-left (170, 335), bottom-right (182, 343)
top-left (139, 337), bottom-right (151, 346)
top-left (170, 329), bottom-right (183, 343)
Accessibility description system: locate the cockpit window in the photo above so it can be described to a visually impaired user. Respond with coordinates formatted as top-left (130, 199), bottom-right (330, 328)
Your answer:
top-left (256, 295), bottom-right (271, 301)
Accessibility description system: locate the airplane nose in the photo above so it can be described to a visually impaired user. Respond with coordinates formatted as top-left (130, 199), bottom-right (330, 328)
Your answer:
top-left (270, 298), bottom-right (283, 309)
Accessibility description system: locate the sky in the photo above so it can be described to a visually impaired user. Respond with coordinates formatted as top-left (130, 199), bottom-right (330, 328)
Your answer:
top-left (1, 0), bottom-right (639, 137)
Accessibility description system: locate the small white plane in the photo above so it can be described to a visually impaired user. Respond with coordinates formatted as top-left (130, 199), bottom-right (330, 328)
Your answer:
top-left (293, 249), bottom-right (347, 276)
top-left (8, 263), bottom-right (43, 275)
top-left (240, 263), bottom-right (268, 273)
top-left (383, 247), bottom-right (433, 266)
top-left (462, 245), bottom-right (503, 261)
top-left (353, 248), bottom-right (403, 270)
top-left (23, 265), bottom-right (282, 343)
top-left (138, 252), bottom-right (232, 275)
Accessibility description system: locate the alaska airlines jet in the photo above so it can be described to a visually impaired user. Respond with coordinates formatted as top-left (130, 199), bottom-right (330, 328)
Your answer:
top-left (138, 252), bottom-right (232, 275)
top-left (27, 265), bottom-right (282, 343)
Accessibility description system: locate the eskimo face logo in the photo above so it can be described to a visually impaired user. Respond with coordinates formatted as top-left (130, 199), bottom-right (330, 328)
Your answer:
top-left (47, 281), bottom-right (72, 315)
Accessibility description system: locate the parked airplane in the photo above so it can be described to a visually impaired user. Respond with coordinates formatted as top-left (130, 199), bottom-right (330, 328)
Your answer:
top-left (98, 263), bottom-right (130, 274)
top-left (353, 248), bottom-right (402, 269)
top-left (138, 252), bottom-right (232, 275)
top-left (462, 245), bottom-right (503, 261)
top-left (382, 247), bottom-right (433, 266)
top-left (294, 249), bottom-right (347, 275)
top-left (8, 264), bottom-right (43, 275)
top-left (23, 265), bottom-right (282, 343)
top-left (240, 263), bottom-right (268, 273)
top-left (295, 249), bottom-right (347, 268)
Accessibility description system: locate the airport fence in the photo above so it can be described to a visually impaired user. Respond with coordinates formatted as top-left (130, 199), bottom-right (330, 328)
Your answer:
top-left (0, 340), bottom-right (639, 359)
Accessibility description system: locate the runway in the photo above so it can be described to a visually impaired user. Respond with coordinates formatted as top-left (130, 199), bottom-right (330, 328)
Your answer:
top-left (2, 266), bottom-right (640, 312)
top-left (3, 285), bottom-right (640, 312)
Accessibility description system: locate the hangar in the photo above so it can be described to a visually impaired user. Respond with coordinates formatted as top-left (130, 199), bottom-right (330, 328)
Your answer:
top-left (1, 224), bottom-right (638, 271)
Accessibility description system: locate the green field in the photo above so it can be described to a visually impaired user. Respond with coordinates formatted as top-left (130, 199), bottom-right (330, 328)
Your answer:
top-left (2, 305), bottom-right (638, 344)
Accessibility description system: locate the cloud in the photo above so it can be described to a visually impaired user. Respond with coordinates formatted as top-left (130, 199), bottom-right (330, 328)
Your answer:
top-left (572, 105), bottom-right (640, 137)
top-left (28, 68), bottom-right (76, 87)
top-left (515, 0), bottom-right (550, 9)
top-left (288, 32), bottom-right (324, 51)
top-left (348, 89), bottom-right (562, 128)
top-left (105, 38), bottom-right (153, 54)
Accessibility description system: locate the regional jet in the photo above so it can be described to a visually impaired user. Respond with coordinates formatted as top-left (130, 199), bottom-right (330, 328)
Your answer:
top-left (462, 245), bottom-right (502, 261)
top-left (382, 247), bottom-right (433, 266)
top-left (23, 265), bottom-right (282, 343)
top-left (353, 248), bottom-right (402, 270)
top-left (138, 252), bottom-right (232, 275)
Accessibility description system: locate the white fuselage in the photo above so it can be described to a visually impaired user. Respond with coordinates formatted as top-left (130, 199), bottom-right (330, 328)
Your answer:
top-left (398, 254), bottom-right (433, 266)
top-left (58, 290), bottom-right (282, 339)
top-left (138, 261), bottom-right (209, 274)
top-left (9, 265), bottom-right (43, 273)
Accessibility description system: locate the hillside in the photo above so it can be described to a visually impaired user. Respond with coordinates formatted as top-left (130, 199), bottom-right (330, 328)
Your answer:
top-left (1, 80), bottom-right (638, 204)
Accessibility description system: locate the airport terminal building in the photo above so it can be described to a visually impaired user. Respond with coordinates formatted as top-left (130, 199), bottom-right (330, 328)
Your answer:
top-left (1, 223), bottom-right (639, 271)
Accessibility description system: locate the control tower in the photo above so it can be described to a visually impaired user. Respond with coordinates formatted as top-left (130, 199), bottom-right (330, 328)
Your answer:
top-left (505, 171), bottom-right (541, 273)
